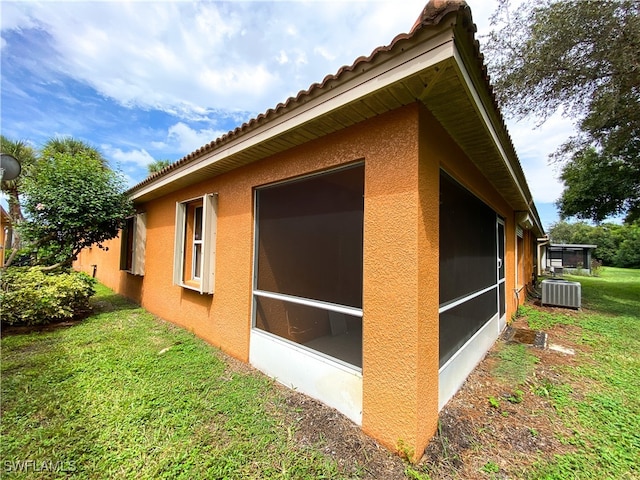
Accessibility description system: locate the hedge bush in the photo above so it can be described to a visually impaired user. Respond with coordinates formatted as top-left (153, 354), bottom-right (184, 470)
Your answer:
top-left (1, 267), bottom-right (96, 326)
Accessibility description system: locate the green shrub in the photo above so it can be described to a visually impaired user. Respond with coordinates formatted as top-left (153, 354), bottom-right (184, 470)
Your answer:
top-left (1, 267), bottom-right (96, 326)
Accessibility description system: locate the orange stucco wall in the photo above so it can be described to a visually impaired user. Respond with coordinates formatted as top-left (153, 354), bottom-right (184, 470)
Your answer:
top-left (360, 103), bottom-right (440, 458)
top-left (517, 227), bottom-right (537, 304)
top-left (75, 101), bottom-right (536, 461)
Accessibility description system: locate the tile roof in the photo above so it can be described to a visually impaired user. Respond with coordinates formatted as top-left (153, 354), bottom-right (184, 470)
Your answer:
top-left (129, 0), bottom-right (544, 235)
top-left (130, 0), bottom-right (474, 193)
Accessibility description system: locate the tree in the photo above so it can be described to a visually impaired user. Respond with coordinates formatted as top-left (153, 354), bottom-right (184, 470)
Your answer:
top-left (587, 224), bottom-right (626, 267)
top-left (147, 159), bottom-right (171, 176)
top-left (485, 0), bottom-right (640, 223)
top-left (615, 223), bottom-right (640, 268)
top-left (1, 136), bottom-right (37, 223)
top-left (41, 136), bottom-right (107, 166)
top-left (16, 151), bottom-right (133, 269)
top-left (556, 148), bottom-right (638, 223)
top-left (548, 220), bottom-right (593, 245)
top-left (1, 136), bottom-right (38, 263)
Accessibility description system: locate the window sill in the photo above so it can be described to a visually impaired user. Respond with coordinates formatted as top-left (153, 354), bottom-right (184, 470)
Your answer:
top-left (123, 269), bottom-right (144, 277)
top-left (179, 280), bottom-right (212, 294)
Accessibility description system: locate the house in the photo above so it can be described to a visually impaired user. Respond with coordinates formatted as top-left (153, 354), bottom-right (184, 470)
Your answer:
top-left (1, 206), bottom-right (11, 265)
top-left (75, 0), bottom-right (544, 460)
top-left (544, 243), bottom-right (598, 274)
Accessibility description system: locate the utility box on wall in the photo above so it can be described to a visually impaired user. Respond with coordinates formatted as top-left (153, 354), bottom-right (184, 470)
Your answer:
top-left (541, 279), bottom-right (581, 309)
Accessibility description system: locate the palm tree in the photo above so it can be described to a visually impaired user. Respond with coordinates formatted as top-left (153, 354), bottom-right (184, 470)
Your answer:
top-left (1, 136), bottom-right (37, 264)
top-left (147, 159), bottom-right (172, 176)
top-left (41, 137), bottom-right (107, 167)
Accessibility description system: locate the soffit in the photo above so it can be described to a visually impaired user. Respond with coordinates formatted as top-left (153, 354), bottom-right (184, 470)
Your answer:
top-left (423, 62), bottom-right (530, 210)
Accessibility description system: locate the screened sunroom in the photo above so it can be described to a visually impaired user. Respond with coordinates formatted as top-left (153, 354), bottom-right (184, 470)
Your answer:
top-left (438, 171), bottom-right (507, 408)
top-left (250, 164), bottom-right (365, 422)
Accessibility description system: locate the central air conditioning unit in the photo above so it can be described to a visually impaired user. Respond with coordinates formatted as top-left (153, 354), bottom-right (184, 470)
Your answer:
top-left (541, 279), bottom-right (581, 309)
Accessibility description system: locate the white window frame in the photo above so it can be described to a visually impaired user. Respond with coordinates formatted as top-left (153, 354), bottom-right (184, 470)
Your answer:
top-left (173, 194), bottom-right (218, 294)
top-left (192, 206), bottom-right (203, 280)
top-left (120, 212), bottom-right (146, 276)
top-left (251, 164), bottom-right (365, 369)
top-left (249, 166), bottom-right (365, 424)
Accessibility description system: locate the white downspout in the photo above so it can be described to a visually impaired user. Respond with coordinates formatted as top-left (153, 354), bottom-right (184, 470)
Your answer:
top-left (536, 235), bottom-right (550, 279)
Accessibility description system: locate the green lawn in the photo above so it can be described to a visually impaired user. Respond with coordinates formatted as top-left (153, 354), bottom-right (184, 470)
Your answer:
top-left (1, 286), bottom-right (342, 479)
top-left (2, 269), bottom-right (639, 479)
top-left (528, 267), bottom-right (640, 479)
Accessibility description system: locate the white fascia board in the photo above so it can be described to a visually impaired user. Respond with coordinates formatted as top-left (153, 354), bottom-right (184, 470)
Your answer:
top-left (131, 31), bottom-right (455, 201)
top-left (452, 46), bottom-right (543, 233)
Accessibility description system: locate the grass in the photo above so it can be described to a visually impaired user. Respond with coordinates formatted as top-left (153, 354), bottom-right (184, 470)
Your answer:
top-left (2, 268), bottom-right (639, 479)
top-left (1, 285), bottom-right (342, 479)
top-left (527, 267), bottom-right (640, 479)
top-left (493, 343), bottom-right (539, 385)
top-left (516, 304), bottom-right (574, 331)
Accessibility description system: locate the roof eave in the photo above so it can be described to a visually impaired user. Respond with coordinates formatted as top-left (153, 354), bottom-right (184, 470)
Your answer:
top-left (129, 25), bottom-right (457, 202)
top-left (128, 1), bottom-right (544, 238)
top-left (419, 8), bottom-right (544, 236)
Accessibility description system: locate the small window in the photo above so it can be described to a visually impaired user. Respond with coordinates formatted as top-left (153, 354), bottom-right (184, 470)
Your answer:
top-left (173, 194), bottom-right (217, 294)
top-left (120, 213), bottom-right (146, 275)
top-left (192, 206), bottom-right (203, 280)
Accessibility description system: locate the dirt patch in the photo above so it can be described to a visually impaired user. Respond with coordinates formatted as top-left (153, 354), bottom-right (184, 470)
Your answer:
top-left (222, 353), bottom-right (408, 478)
top-left (281, 392), bottom-right (408, 479)
top-left (418, 315), bottom-right (586, 479)
top-left (422, 355), bottom-right (574, 478)
top-left (221, 304), bottom-right (587, 479)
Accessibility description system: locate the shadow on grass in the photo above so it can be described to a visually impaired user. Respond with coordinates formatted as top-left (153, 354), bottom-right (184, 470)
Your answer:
top-left (575, 274), bottom-right (640, 317)
top-left (90, 292), bottom-right (141, 314)
top-left (583, 292), bottom-right (639, 317)
top-left (1, 288), bottom-right (140, 338)
top-left (1, 321), bottom-right (84, 338)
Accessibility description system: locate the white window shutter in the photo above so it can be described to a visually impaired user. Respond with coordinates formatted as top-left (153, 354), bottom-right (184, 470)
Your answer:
top-left (132, 213), bottom-right (146, 276)
top-left (200, 193), bottom-right (218, 294)
top-left (173, 202), bottom-right (186, 286)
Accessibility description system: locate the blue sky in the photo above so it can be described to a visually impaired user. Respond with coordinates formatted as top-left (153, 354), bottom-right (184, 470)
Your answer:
top-left (0, 0), bottom-right (574, 230)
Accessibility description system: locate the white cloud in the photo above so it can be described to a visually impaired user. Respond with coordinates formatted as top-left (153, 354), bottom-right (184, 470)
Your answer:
top-left (166, 122), bottom-right (224, 153)
top-left (150, 140), bottom-right (168, 150)
top-left (0, 2), bottom-right (36, 31)
top-left (276, 50), bottom-right (289, 65)
top-left (508, 111), bottom-right (576, 204)
top-left (0, 1), bottom-right (430, 116)
top-left (285, 25), bottom-right (298, 37)
top-left (2, 2), bottom-right (260, 111)
top-left (357, 1), bottom-right (420, 40)
top-left (313, 46), bottom-right (336, 62)
top-left (103, 146), bottom-right (155, 169)
top-left (466, 0), bottom-right (501, 37)
top-left (520, 161), bottom-right (564, 205)
top-left (294, 50), bottom-right (308, 66)
top-left (197, 64), bottom-right (277, 98)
